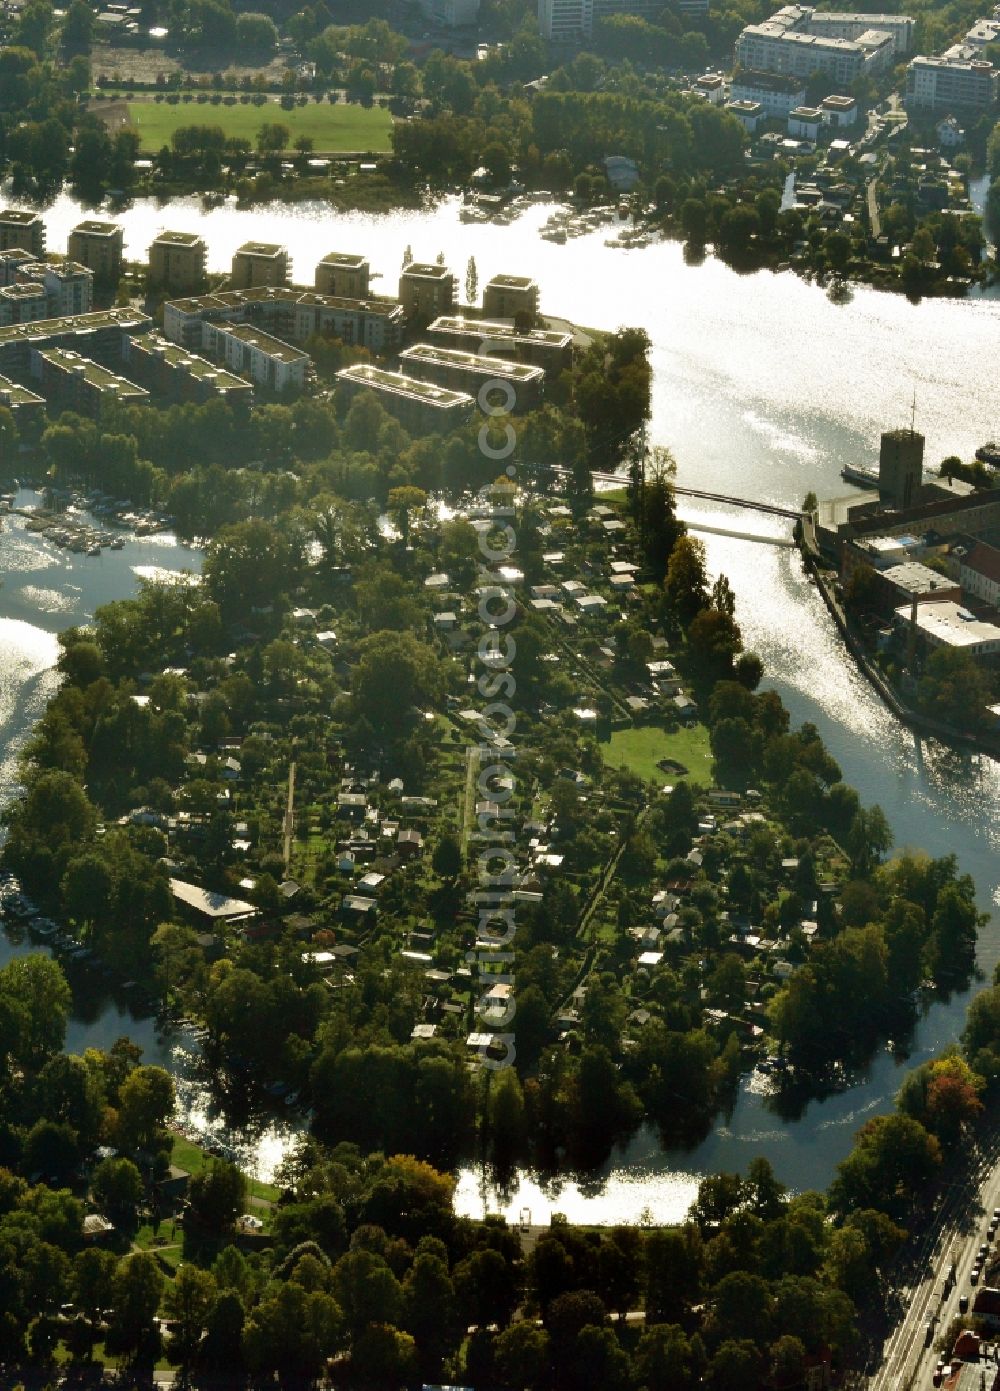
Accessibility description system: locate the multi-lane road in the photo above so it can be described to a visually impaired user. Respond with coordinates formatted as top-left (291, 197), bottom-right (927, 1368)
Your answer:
top-left (871, 1130), bottom-right (1000, 1391)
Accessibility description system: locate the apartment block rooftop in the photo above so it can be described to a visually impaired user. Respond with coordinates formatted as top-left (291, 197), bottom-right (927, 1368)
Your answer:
top-left (168, 287), bottom-right (401, 318)
top-left (72, 220), bottom-right (122, 236)
top-left (337, 363), bottom-right (474, 408)
top-left (0, 306), bottom-right (151, 346)
top-left (318, 252), bottom-right (368, 267)
top-left (236, 241), bottom-right (285, 257)
top-left (39, 347), bottom-right (150, 398)
top-left (129, 332), bottom-right (250, 389)
top-left (0, 210), bottom-right (43, 226)
top-left (151, 230), bottom-right (206, 247)
top-left (428, 316), bottom-right (572, 348)
top-left (487, 274), bottom-right (536, 289)
top-left (222, 323), bottom-right (309, 363)
top-left (0, 374), bottom-right (43, 406)
top-left (400, 343), bottom-right (545, 382)
top-left (403, 262), bottom-right (454, 278)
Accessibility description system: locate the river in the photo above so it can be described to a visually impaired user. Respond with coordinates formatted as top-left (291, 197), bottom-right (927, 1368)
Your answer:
top-left (2, 190), bottom-right (1000, 1217)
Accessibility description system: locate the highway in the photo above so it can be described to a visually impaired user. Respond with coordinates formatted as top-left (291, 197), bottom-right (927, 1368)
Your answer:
top-left (871, 1128), bottom-right (1000, 1391)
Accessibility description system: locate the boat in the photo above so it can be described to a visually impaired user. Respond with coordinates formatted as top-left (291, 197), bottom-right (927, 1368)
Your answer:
top-left (541, 228), bottom-right (567, 244)
top-left (87, 544), bottom-right (101, 556)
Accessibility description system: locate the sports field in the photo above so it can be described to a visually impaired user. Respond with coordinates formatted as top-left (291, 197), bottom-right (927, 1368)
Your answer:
top-left (121, 97), bottom-right (393, 153)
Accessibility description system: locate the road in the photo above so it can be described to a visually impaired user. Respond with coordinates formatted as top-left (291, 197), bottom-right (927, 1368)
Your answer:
top-left (871, 1127), bottom-right (1000, 1391)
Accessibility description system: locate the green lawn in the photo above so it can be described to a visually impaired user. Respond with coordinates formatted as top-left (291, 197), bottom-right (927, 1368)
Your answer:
top-left (124, 98), bottom-right (393, 153)
top-left (169, 1131), bottom-right (280, 1205)
top-left (606, 723), bottom-right (714, 785)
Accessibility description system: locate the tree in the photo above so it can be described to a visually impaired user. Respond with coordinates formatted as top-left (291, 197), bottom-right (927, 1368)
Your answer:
top-left (107, 1251), bottom-right (164, 1361)
top-left (62, 0), bottom-right (93, 51)
top-left (664, 535), bottom-right (709, 628)
top-left (466, 255), bottom-right (479, 306)
top-left (830, 1112), bottom-right (941, 1218)
top-left (494, 1321), bottom-right (550, 1389)
top-left (187, 1159), bottom-right (246, 1232)
top-left (351, 631), bottom-right (444, 733)
top-left (432, 830), bottom-right (463, 882)
top-left (92, 1157), bottom-right (144, 1229)
top-left (917, 646), bottom-right (992, 731)
top-left (236, 11), bottom-right (277, 51)
top-left (635, 1323), bottom-right (706, 1391)
top-left (0, 954), bottom-right (71, 1073)
top-left (243, 1279), bottom-right (343, 1380)
top-left (256, 121), bottom-right (290, 154)
top-left (114, 1065), bottom-right (175, 1153)
top-left (164, 1264), bottom-right (217, 1372)
top-left (770, 1334), bottom-right (807, 1388)
top-left (402, 1250), bottom-right (458, 1374)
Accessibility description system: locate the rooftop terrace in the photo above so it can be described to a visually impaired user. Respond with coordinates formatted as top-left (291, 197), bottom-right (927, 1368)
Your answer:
top-left (338, 363), bottom-right (474, 408)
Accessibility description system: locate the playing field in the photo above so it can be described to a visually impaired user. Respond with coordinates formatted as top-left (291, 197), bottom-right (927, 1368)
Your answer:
top-left (123, 97), bottom-right (393, 153)
top-left (606, 723), bottom-right (714, 785)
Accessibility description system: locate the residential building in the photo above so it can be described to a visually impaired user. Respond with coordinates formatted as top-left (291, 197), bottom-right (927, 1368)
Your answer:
top-left (398, 343), bottom-right (545, 412)
top-left (894, 600), bottom-right (1000, 656)
top-left (230, 241), bottom-right (290, 289)
top-left (417, 0), bottom-right (480, 23)
top-left (315, 252), bottom-right (370, 299)
top-left (735, 5), bottom-right (906, 82)
top-left (17, 260), bottom-right (93, 317)
top-left (538, 0), bottom-right (665, 42)
top-left (399, 262), bottom-right (456, 320)
top-left (0, 209), bottom-right (45, 258)
top-left (0, 282), bottom-right (48, 328)
top-left (957, 540), bottom-right (1000, 607)
top-left (788, 104), bottom-right (824, 137)
top-left (801, 8), bottom-right (913, 55)
top-left (0, 249), bottom-right (37, 286)
top-left (335, 363), bottom-right (475, 433)
top-left (148, 230), bottom-right (208, 294)
top-left (0, 372), bottom-right (44, 424)
top-left (727, 99), bottom-right (764, 132)
top-left (482, 274), bottom-right (540, 321)
top-left (163, 286), bottom-right (404, 354)
top-left (200, 321), bottom-right (308, 393)
top-left (905, 54), bottom-right (999, 110)
top-left (694, 72), bottom-right (726, 104)
top-left (0, 307), bottom-right (151, 376)
top-left (31, 346), bottom-right (149, 417)
top-left (730, 69), bottom-right (806, 115)
top-left (937, 114), bottom-right (966, 146)
top-left (426, 316), bottom-right (573, 371)
top-left (67, 220), bottom-right (124, 285)
top-left (965, 17), bottom-right (1000, 48)
top-left (121, 331), bottom-right (254, 406)
top-left (822, 93), bottom-right (858, 125)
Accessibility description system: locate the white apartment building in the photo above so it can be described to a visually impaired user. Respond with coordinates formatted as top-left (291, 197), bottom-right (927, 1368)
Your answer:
top-left (735, 5), bottom-right (908, 83)
top-left (164, 286), bottom-right (404, 355)
top-left (17, 260), bottom-right (93, 317)
top-left (200, 321), bottom-right (308, 394)
top-left (0, 282), bottom-right (48, 328)
top-left (736, 23), bottom-right (894, 83)
top-left (730, 70), bottom-right (806, 115)
top-left (791, 8), bottom-right (914, 56)
top-left (538, 0), bottom-right (664, 42)
top-left (905, 52), bottom-right (999, 109)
